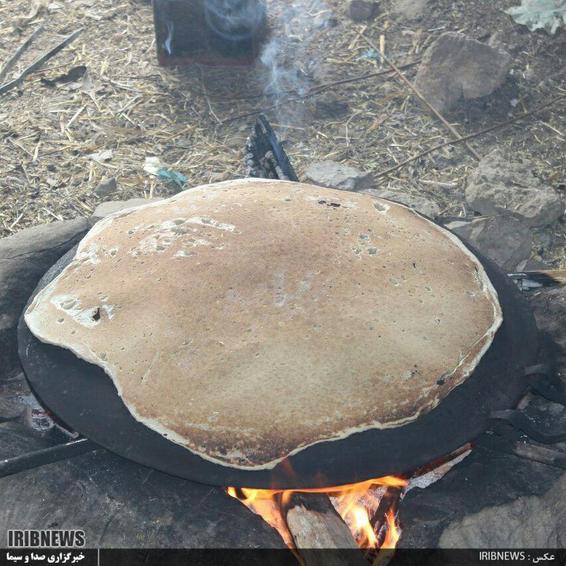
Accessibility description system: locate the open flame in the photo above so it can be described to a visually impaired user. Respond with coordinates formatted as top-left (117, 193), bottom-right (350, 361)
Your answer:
top-left (382, 509), bottom-right (401, 549)
top-left (227, 475), bottom-right (407, 552)
top-left (226, 445), bottom-right (472, 557)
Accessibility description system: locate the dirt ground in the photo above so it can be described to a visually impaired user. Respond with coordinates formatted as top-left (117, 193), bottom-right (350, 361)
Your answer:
top-left (0, 0), bottom-right (564, 264)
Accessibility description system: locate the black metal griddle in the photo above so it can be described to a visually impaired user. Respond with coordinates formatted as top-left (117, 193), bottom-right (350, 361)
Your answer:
top-left (17, 227), bottom-right (541, 489)
top-left (12, 116), bottom-right (553, 488)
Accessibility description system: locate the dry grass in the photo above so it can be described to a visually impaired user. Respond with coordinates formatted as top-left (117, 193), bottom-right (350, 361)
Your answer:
top-left (0, 0), bottom-right (564, 264)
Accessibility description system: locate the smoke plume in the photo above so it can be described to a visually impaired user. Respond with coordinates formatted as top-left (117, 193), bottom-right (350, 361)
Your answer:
top-left (259, 0), bottom-right (332, 122)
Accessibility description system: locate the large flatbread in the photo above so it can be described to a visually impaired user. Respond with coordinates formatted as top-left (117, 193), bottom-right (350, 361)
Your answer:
top-left (25, 179), bottom-right (502, 469)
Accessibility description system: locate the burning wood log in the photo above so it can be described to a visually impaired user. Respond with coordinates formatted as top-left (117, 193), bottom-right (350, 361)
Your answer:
top-left (227, 476), bottom-right (408, 559)
top-left (284, 492), bottom-right (367, 565)
top-left (369, 487), bottom-right (403, 541)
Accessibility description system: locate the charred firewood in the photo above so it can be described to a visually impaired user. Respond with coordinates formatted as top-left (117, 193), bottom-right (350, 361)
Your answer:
top-left (284, 492), bottom-right (367, 564)
top-left (244, 114), bottom-right (299, 182)
top-left (370, 486), bottom-right (402, 537)
top-left (508, 269), bottom-right (566, 291)
top-left (477, 433), bottom-right (566, 471)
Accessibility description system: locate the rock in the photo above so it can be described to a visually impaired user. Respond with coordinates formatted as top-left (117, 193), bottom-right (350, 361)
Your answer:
top-left (208, 172), bottom-right (229, 184)
top-left (529, 286), bottom-right (566, 362)
top-left (89, 197), bottom-right (163, 226)
top-left (532, 226), bottom-right (555, 254)
top-left (0, 372), bottom-right (32, 420)
top-left (465, 150), bottom-right (564, 228)
top-left (305, 161), bottom-right (373, 192)
top-left (414, 32), bottom-right (512, 112)
top-left (363, 188), bottom-right (441, 218)
top-left (93, 177), bottom-right (117, 198)
top-left (348, 0), bottom-right (378, 22)
top-left (391, 0), bottom-right (429, 20)
top-left (399, 449), bottom-right (562, 550)
top-left (0, 218), bottom-right (88, 380)
top-left (445, 215), bottom-right (533, 271)
top-left (439, 473), bottom-right (566, 548)
top-left (515, 257), bottom-right (550, 272)
top-left (488, 29), bottom-right (523, 55)
top-left (0, 422), bottom-right (286, 549)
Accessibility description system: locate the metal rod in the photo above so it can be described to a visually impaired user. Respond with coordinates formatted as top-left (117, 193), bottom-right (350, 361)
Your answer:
top-left (0, 438), bottom-right (98, 478)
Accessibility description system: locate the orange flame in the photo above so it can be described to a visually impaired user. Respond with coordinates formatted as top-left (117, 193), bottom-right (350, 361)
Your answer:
top-left (381, 508), bottom-right (401, 549)
top-left (227, 446), bottom-right (471, 556)
top-left (227, 475), bottom-right (407, 551)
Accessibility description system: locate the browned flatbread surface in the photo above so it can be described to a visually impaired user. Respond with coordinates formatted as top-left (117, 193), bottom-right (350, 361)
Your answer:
top-left (25, 179), bottom-right (502, 469)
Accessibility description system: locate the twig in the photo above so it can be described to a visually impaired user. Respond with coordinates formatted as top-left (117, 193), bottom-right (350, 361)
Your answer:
top-left (0, 28), bottom-right (83, 97)
top-left (207, 60), bottom-right (420, 103)
top-left (374, 96), bottom-right (564, 179)
top-left (199, 65), bottom-right (222, 125)
top-left (220, 61), bottom-right (421, 125)
top-left (0, 25), bottom-right (44, 85)
top-left (303, 60), bottom-right (421, 96)
top-left (362, 35), bottom-right (481, 161)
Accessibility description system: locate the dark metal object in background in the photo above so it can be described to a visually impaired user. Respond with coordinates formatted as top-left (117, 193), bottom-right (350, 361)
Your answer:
top-left (245, 115), bottom-right (299, 181)
top-left (153, 0), bottom-right (268, 67)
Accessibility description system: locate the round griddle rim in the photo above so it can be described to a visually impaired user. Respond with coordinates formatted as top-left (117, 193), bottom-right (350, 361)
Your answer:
top-left (17, 238), bottom-right (539, 489)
